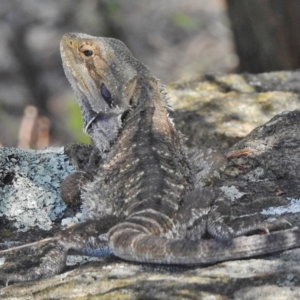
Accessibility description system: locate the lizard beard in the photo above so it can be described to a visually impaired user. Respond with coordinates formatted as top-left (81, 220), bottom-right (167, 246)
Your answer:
top-left (85, 112), bottom-right (122, 152)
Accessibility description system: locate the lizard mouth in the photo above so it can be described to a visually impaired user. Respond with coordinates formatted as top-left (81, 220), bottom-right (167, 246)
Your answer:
top-left (83, 111), bottom-right (99, 133)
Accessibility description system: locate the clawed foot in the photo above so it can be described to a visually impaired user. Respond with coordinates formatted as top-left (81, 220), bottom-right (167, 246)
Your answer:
top-left (263, 218), bottom-right (292, 232)
top-left (245, 218), bottom-right (293, 236)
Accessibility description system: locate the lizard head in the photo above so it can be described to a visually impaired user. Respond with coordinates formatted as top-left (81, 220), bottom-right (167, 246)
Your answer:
top-left (60, 33), bottom-right (150, 151)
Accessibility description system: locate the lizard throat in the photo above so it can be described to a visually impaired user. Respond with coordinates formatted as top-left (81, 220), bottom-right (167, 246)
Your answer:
top-left (83, 109), bottom-right (132, 152)
top-left (84, 109), bottom-right (131, 133)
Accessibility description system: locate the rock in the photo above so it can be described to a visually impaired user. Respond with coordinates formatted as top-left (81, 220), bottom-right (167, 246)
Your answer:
top-left (1, 72), bottom-right (300, 299)
top-left (0, 147), bottom-right (72, 233)
top-left (168, 71), bottom-right (300, 149)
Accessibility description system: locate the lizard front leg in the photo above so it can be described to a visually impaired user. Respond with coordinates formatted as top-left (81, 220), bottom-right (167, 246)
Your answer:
top-left (61, 144), bottom-right (102, 206)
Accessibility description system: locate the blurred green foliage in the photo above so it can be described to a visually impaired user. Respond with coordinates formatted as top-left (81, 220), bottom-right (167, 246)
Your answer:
top-left (106, 0), bottom-right (120, 14)
top-left (66, 100), bottom-right (91, 144)
top-left (170, 13), bottom-right (202, 30)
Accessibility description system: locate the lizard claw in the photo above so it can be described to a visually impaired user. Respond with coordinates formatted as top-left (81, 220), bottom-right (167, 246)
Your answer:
top-left (263, 218), bottom-right (293, 232)
top-left (242, 218), bottom-right (293, 236)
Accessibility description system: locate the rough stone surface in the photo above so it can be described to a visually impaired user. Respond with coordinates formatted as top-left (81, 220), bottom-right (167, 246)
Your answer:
top-left (0, 147), bottom-right (72, 232)
top-left (1, 72), bottom-right (300, 299)
top-left (169, 71), bottom-right (300, 149)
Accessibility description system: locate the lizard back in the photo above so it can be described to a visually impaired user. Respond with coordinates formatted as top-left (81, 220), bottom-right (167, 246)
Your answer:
top-left (82, 76), bottom-right (192, 237)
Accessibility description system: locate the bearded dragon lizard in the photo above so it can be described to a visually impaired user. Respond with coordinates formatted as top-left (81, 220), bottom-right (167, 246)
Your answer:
top-left (2, 33), bottom-right (300, 283)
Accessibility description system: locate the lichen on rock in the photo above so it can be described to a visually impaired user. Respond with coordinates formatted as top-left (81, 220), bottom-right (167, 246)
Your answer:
top-left (0, 147), bottom-right (73, 231)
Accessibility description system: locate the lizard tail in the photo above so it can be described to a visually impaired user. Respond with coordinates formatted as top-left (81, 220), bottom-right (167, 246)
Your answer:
top-left (109, 226), bottom-right (300, 264)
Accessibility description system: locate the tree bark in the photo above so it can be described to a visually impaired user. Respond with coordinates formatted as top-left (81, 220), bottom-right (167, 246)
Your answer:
top-left (226, 0), bottom-right (300, 72)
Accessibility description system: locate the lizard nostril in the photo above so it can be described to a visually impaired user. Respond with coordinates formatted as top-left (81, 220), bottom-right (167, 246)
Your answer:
top-left (129, 98), bottom-right (134, 106)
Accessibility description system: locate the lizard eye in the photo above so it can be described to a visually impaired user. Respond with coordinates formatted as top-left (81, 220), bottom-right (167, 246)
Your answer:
top-left (80, 45), bottom-right (94, 58)
top-left (83, 50), bottom-right (93, 57)
top-left (101, 83), bottom-right (113, 107)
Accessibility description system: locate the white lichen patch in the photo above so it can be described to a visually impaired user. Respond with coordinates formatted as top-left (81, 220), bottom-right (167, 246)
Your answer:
top-left (261, 198), bottom-right (300, 216)
top-left (220, 185), bottom-right (246, 201)
top-left (61, 212), bottom-right (83, 227)
top-left (0, 147), bottom-right (74, 231)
